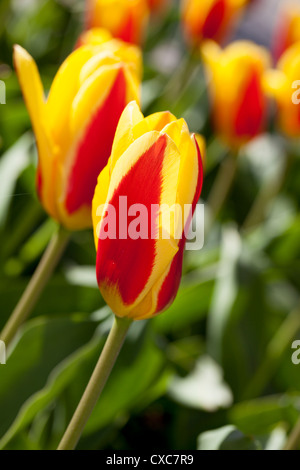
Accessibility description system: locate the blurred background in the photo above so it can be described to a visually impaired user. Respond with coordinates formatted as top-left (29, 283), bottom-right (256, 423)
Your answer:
top-left (0, 0), bottom-right (300, 450)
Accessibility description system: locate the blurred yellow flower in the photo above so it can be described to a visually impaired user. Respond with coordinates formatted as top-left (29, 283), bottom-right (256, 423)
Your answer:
top-left (181, 0), bottom-right (247, 46)
top-left (265, 42), bottom-right (300, 138)
top-left (86, 0), bottom-right (149, 45)
top-left (202, 40), bottom-right (271, 149)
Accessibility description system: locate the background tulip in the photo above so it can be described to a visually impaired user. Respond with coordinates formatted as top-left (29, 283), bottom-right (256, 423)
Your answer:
top-left (92, 101), bottom-right (203, 320)
top-left (86, 0), bottom-right (149, 45)
top-left (265, 42), bottom-right (300, 138)
top-left (202, 40), bottom-right (270, 149)
top-left (273, 3), bottom-right (300, 63)
top-left (147, 0), bottom-right (169, 14)
top-left (13, 39), bottom-right (142, 230)
top-left (181, 0), bottom-right (248, 46)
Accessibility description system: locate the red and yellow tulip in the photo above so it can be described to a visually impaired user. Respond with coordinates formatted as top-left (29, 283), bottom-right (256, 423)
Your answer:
top-left (273, 3), bottom-right (300, 62)
top-left (86, 0), bottom-right (149, 45)
top-left (265, 42), bottom-right (300, 138)
top-left (202, 40), bottom-right (270, 149)
top-left (13, 36), bottom-right (142, 230)
top-left (92, 101), bottom-right (204, 320)
top-left (181, 0), bottom-right (247, 45)
top-left (147, 0), bottom-right (169, 14)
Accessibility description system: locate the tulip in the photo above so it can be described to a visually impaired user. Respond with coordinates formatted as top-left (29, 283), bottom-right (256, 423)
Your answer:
top-left (181, 0), bottom-right (247, 46)
top-left (86, 0), bottom-right (149, 45)
top-left (202, 40), bottom-right (270, 149)
top-left (264, 42), bottom-right (300, 138)
top-left (13, 39), bottom-right (142, 230)
top-left (147, 0), bottom-right (169, 14)
top-left (273, 3), bottom-right (300, 62)
top-left (92, 101), bottom-right (204, 320)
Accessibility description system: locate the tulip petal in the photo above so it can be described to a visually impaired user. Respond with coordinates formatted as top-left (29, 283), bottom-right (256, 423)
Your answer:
top-left (13, 45), bottom-right (58, 219)
top-left (95, 131), bottom-right (181, 317)
top-left (234, 69), bottom-right (265, 138)
top-left (110, 100), bottom-right (144, 172)
top-left (46, 46), bottom-right (95, 150)
top-left (56, 65), bottom-right (138, 229)
top-left (127, 134), bottom-right (203, 320)
top-left (92, 159), bottom-right (111, 248)
top-left (202, 0), bottom-right (226, 40)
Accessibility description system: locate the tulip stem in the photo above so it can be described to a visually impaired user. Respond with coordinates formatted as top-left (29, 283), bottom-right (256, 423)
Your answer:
top-left (57, 316), bottom-right (132, 450)
top-left (285, 416), bottom-right (300, 450)
top-left (206, 151), bottom-right (239, 232)
top-left (242, 304), bottom-right (300, 400)
top-left (0, 225), bottom-right (70, 347)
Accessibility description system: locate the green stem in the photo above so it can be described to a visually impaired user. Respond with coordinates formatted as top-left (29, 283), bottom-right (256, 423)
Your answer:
top-left (206, 151), bottom-right (239, 234)
top-left (242, 152), bottom-right (293, 231)
top-left (0, 225), bottom-right (70, 347)
top-left (243, 305), bottom-right (300, 400)
top-left (285, 416), bottom-right (300, 450)
top-left (57, 316), bottom-right (132, 450)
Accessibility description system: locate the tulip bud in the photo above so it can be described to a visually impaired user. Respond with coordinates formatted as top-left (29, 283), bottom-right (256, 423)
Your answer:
top-left (202, 40), bottom-right (270, 149)
top-left (13, 38), bottom-right (142, 230)
top-left (273, 3), bottom-right (300, 63)
top-left (264, 42), bottom-right (300, 138)
top-left (147, 0), bottom-right (169, 14)
top-left (86, 0), bottom-right (149, 45)
top-left (181, 0), bottom-right (247, 46)
top-left (92, 101), bottom-right (204, 320)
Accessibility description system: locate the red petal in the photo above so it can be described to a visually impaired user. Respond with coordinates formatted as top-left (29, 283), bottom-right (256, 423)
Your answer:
top-left (202, 0), bottom-right (226, 40)
top-left (234, 70), bottom-right (265, 138)
top-left (96, 134), bottom-right (168, 305)
top-left (65, 68), bottom-right (127, 214)
top-left (156, 135), bottom-right (203, 313)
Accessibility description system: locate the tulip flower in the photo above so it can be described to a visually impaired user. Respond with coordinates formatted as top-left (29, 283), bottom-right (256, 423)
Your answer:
top-left (92, 101), bottom-right (204, 320)
top-left (86, 0), bottom-right (149, 45)
top-left (181, 0), bottom-right (247, 45)
top-left (147, 0), bottom-right (169, 14)
top-left (273, 3), bottom-right (300, 63)
top-left (13, 39), bottom-right (142, 230)
top-left (202, 40), bottom-right (270, 149)
top-left (264, 42), bottom-right (300, 138)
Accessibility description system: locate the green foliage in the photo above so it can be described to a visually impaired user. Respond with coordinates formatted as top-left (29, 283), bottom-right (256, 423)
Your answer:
top-left (0, 0), bottom-right (299, 450)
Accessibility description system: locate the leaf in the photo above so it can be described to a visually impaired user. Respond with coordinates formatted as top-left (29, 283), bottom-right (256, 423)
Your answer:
top-left (168, 356), bottom-right (233, 412)
top-left (0, 133), bottom-right (33, 227)
top-left (153, 277), bottom-right (214, 334)
top-left (197, 425), bottom-right (260, 450)
top-left (81, 321), bottom-right (169, 436)
top-left (230, 395), bottom-right (300, 435)
top-left (0, 314), bottom-right (100, 441)
top-left (0, 319), bottom-right (171, 448)
top-left (207, 225), bottom-right (242, 361)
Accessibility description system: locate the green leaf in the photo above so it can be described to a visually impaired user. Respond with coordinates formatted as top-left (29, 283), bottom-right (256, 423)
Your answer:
top-left (0, 314), bottom-right (100, 442)
top-left (197, 425), bottom-right (260, 450)
top-left (168, 356), bottom-right (233, 412)
top-left (0, 133), bottom-right (33, 227)
top-left (230, 395), bottom-right (300, 435)
top-left (153, 277), bottom-right (214, 334)
top-left (207, 225), bottom-right (242, 361)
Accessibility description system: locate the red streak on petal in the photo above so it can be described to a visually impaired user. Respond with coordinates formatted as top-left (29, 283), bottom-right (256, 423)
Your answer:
top-left (36, 164), bottom-right (42, 199)
top-left (202, 0), bottom-right (226, 40)
top-left (234, 71), bottom-right (265, 139)
top-left (65, 68), bottom-right (127, 214)
top-left (156, 136), bottom-right (204, 314)
top-left (156, 236), bottom-right (185, 313)
top-left (118, 12), bottom-right (137, 44)
top-left (96, 134), bottom-right (167, 305)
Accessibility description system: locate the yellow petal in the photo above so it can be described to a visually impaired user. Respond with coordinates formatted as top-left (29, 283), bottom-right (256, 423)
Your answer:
top-left (110, 100), bottom-right (144, 172)
top-left (46, 46), bottom-right (95, 151)
top-left (13, 45), bottom-right (58, 219)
